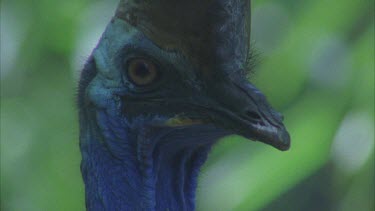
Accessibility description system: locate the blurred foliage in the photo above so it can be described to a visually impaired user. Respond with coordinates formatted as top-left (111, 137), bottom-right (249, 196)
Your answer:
top-left (1, 0), bottom-right (374, 210)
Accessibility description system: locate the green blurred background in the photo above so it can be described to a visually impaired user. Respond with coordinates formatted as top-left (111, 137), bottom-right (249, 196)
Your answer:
top-left (1, 0), bottom-right (374, 210)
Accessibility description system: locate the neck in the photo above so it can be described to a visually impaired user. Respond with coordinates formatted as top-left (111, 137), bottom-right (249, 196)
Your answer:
top-left (80, 109), bottom-right (226, 210)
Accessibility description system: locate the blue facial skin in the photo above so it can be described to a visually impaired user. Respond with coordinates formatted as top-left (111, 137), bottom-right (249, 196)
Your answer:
top-left (78, 19), bottom-right (230, 210)
top-left (78, 17), bottom-right (289, 210)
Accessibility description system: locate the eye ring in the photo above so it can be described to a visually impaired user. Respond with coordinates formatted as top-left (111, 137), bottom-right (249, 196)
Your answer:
top-left (126, 58), bottom-right (160, 86)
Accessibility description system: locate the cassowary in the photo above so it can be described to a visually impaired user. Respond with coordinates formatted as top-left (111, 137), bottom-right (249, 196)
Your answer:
top-left (78, 0), bottom-right (290, 210)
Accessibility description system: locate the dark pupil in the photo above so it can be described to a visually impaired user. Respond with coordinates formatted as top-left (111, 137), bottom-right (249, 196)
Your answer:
top-left (134, 62), bottom-right (150, 78)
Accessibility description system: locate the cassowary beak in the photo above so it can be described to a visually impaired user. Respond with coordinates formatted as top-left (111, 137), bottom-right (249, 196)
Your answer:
top-left (203, 78), bottom-right (290, 151)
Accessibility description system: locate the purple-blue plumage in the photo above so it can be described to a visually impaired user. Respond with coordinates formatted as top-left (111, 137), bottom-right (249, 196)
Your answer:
top-left (79, 71), bottom-right (228, 209)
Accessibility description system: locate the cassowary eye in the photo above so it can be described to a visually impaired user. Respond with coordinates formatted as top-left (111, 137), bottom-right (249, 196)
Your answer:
top-left (127, 58), bottom-right (159, 86)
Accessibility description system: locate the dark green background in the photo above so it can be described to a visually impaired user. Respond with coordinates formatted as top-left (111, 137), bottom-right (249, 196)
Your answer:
top-left (1, 0), bottom-right (374, 210)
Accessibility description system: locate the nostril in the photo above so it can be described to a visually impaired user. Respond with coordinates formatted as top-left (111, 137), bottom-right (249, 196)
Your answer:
top-left (246, 110), bottom-right (261, 120)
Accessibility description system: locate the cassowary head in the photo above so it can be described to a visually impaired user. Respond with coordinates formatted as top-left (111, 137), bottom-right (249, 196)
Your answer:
top-left (78, 0), bottom-right (290, 210)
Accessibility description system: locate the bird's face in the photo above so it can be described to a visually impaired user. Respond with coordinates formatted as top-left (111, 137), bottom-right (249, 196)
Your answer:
top-left (88, 18), bottom-right (290, 150)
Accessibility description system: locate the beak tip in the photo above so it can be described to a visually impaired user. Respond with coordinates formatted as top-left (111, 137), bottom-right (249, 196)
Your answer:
top-left (276, 129), bottom-right (291, 151)
top-left (278, 143), bottom-right (290, 151)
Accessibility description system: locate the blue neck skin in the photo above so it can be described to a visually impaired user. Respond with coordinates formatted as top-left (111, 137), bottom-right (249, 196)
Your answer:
top-left (80, 107), bottom-right (227, 211)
